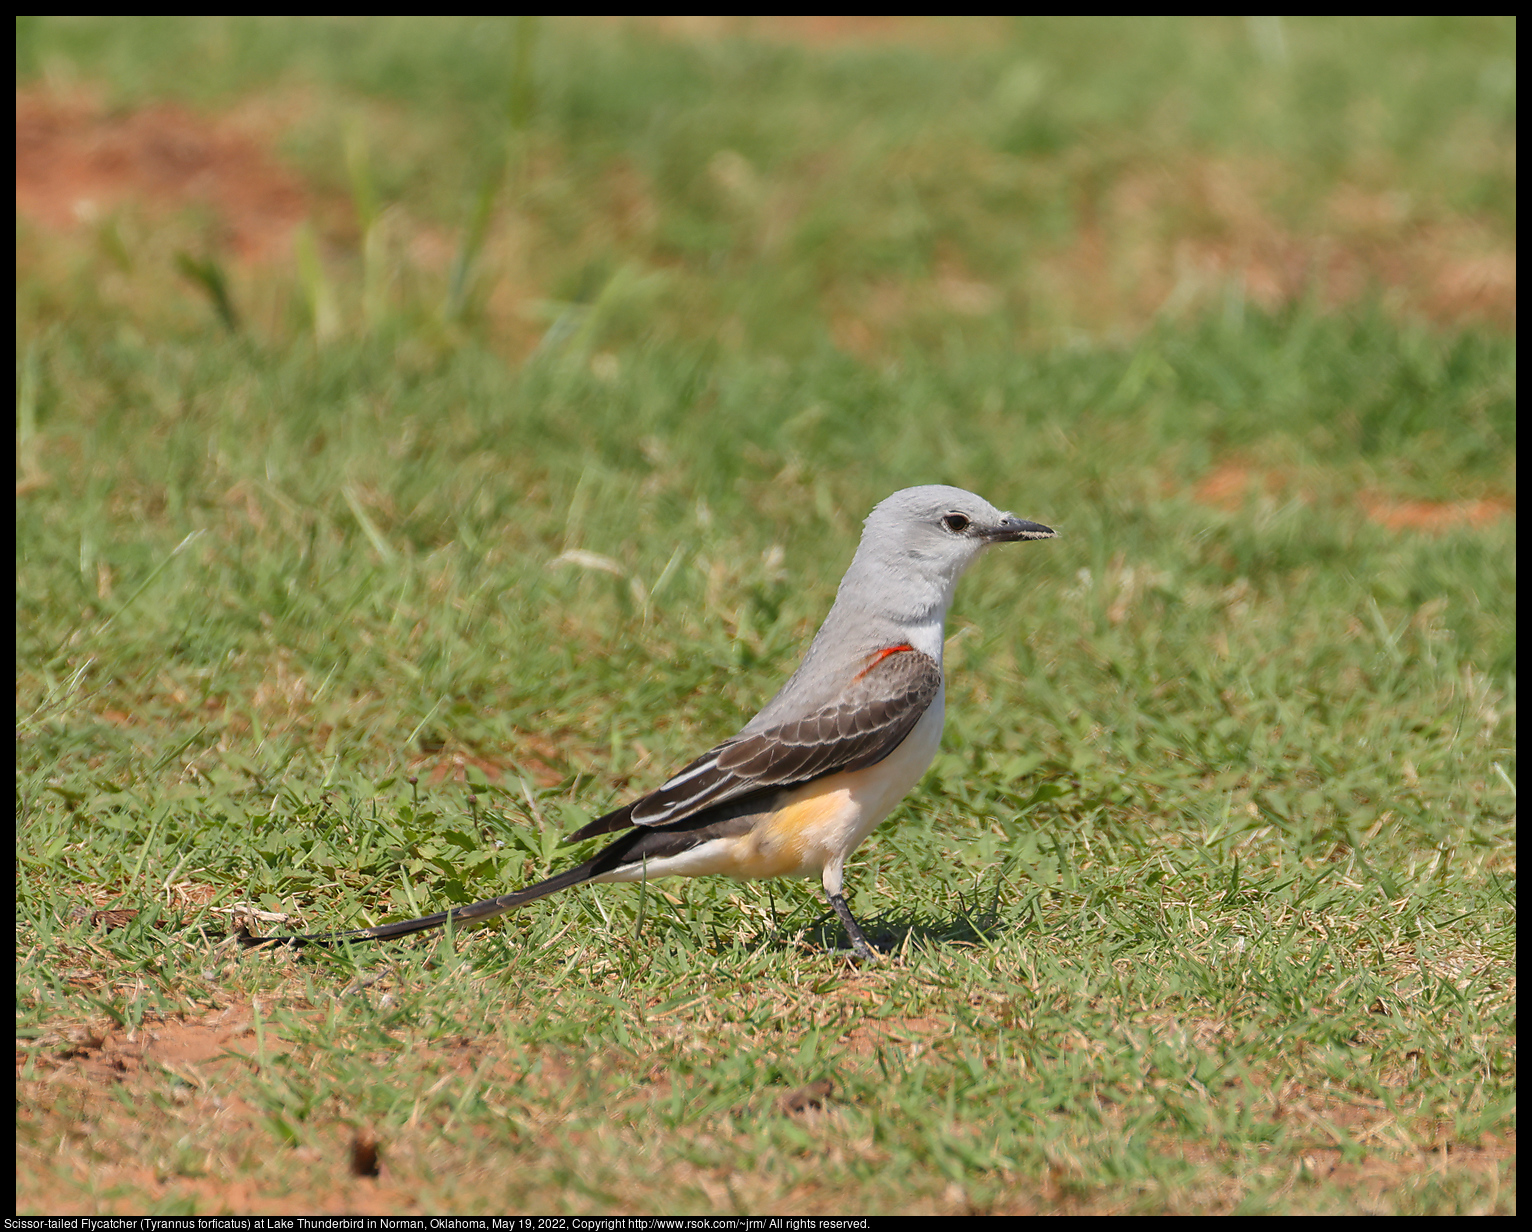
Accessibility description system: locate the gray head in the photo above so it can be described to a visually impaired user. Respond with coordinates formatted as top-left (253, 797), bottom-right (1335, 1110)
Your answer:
top-left (842, 485), bottom-right (1055, 605)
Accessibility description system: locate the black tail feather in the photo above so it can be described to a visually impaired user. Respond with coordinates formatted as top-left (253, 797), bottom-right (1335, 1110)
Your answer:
top-left (237, 859), bottom-right (598, 950)
top-left (238, 788), bottom-right (775, 952)
top-left (560, 798), bottom-right (637, 845)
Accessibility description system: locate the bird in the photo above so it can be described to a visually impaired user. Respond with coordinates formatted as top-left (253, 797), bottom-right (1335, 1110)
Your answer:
top-left (240, 485), bottom-right (1056, 962)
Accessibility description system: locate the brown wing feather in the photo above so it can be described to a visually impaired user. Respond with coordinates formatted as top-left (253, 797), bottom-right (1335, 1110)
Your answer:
top-left (564, 648), bottom-right (940, 843)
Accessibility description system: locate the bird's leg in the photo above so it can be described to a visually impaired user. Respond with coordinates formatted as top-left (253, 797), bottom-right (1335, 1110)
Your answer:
top-left (826, 892), bottom-right (880, 964)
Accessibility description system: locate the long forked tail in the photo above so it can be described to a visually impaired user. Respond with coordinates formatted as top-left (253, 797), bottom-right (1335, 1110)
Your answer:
top-left (237, 859), bottom-right (598, 949)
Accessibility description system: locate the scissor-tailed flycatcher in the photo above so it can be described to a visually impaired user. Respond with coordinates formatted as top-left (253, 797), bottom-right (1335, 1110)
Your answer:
top-left (241, 485), bottom-right (1055, 962)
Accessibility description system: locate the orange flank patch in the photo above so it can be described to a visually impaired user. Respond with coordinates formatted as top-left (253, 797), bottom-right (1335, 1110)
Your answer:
top-left (740, 782), bottom-right (858, 879)
top-left (855, 644), bottom-right (915, 679)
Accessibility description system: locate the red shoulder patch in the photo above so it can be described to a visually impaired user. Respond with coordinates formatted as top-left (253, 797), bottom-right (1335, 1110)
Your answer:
top-left (855, 643), bottom-right (916, 679)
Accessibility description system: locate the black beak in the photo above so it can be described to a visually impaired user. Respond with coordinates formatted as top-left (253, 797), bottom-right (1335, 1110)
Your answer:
top-left (985, 516), bottom-right (1057, 542)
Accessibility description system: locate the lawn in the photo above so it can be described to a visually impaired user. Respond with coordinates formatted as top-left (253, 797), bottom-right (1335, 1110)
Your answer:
top-left (15, 16), bottom-right (1515, 1215)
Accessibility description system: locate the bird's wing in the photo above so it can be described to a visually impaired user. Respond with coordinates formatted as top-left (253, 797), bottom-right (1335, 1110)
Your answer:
top-left (563, 646), bottom-right (941, 842)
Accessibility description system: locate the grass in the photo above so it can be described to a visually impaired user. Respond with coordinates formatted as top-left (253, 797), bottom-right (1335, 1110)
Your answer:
top-left (15, 15), bottom-right (1515, 1216)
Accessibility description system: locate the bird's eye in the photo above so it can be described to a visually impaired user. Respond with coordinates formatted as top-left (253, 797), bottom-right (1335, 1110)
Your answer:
top-left (942, 513), bottom-right (971, 533)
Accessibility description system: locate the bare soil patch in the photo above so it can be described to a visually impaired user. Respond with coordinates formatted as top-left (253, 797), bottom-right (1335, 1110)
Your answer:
top-left (16, 87), bottom-right (311, 264)
top-left (1191, 462), bottom-right (1514, 532)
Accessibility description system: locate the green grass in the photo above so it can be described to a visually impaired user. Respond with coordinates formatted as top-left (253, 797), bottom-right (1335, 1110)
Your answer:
top-left (16, 15), bottom-right (1515, 1216)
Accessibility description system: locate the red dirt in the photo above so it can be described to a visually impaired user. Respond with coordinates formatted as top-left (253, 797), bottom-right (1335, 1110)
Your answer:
top-left (1191, 463), bottom-right (1513, 533)
top-left (16, 88), bottom-right (311, 264)
top-left (22, 1001), bottom-right (292, 1087)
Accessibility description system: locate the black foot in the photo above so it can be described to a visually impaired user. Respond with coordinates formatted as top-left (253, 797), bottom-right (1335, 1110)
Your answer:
top-left (826, 892), bottom-right (881, 964)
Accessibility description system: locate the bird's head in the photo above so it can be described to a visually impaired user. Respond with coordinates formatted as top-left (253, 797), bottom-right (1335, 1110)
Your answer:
top-left (850, 485), bottom-right (1056, 599)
